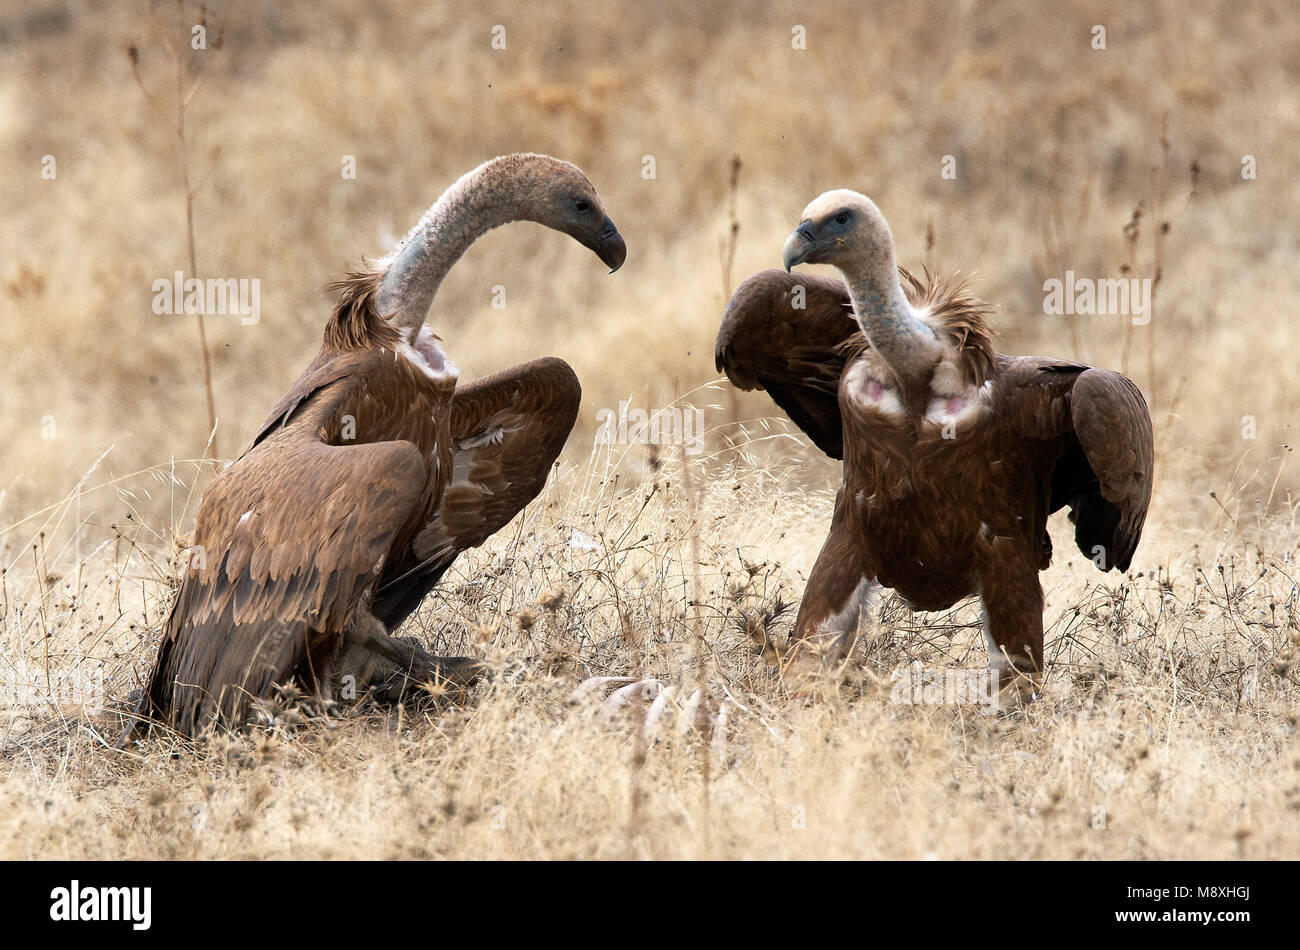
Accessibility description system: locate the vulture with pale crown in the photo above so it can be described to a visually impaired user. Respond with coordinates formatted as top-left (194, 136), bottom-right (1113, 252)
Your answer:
top-left (123, 153), bottom-right (626, 740)
top-left (716, 190), bottom-right (1153, 696)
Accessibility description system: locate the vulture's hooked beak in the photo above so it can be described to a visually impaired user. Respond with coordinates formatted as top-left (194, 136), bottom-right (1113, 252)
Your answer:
top-left (584, 216), bottom-right (627, 273)
top-left (782, 222), bottom-right (818, 272)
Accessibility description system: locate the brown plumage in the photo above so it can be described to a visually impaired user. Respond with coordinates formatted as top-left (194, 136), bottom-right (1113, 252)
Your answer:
top-left (718, 190), bottom-right (1153, 694)
top-left (125, 154), bottom-right (625, 739)
top-left (322, 269), bottom-right (404, 354)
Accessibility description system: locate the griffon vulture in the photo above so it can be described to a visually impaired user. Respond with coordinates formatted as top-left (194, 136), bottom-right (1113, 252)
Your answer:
top-left (123, 154), bottom-right (626, 740)
top-left (716, 191), bottom-right (1153, 696)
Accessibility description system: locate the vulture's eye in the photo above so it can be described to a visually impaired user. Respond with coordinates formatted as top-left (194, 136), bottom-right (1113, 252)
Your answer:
top-left (835, 212), bottom-right (851, 226)
top-left (574, 198), bottom-right (592, 213)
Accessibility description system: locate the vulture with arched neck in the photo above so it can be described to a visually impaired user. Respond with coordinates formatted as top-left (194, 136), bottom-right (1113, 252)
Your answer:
top-left (716, 190), bottom-right (1152, 695)
top-left (123, 153), bottom-right (626, 740)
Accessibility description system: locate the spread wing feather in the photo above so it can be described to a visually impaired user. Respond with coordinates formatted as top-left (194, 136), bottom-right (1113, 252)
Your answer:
top-left (1067, 368), bottom-right (1154, 571)
top-left (715, 270), bottom-right (858, 459)
top-left (371, 357), bottom-right (580, 629)
top-left (1000, 360), bottom-right (1154, 571)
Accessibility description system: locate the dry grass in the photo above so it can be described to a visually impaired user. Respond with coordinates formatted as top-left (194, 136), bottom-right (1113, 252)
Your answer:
top-left (3, 445), bottom-right (1297, 859)
top-left (1, 0), bottom-right (1298, 859)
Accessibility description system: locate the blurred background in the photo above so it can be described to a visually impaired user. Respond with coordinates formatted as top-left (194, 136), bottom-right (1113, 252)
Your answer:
top-left (2, 0), bottom-right (1297, 536)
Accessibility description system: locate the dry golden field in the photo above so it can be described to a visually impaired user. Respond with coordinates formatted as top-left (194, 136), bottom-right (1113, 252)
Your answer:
top-left (1, 0), bottom-right (1297, 860)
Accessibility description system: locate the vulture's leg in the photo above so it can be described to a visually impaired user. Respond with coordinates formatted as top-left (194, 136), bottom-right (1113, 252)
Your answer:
top-left (301, 634), bottom-right (339, 706)
top-left (978, 559), bottom-right (1044, 701)
top-left (782, 492), bottom-right (878, 693)
top-left (335, 609), bottom-right (483, 704)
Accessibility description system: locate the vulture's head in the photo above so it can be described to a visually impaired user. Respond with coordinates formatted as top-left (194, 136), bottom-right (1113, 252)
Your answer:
top-left (515, 155), bottom-right (627, 273)
top-left (782, 189), bottom-right (893, 274)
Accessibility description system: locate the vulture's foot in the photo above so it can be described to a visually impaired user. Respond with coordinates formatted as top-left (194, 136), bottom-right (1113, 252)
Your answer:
top-left (997, 663), bottom-right (1042, 707)
top-left (777, 639), bottom-right (846, 701)
top-left (986, 644), bottom-right (1043, 708)
top-left (336, 612), bottom-right (484, 706)
top-left (367, 646), bottom-right (484, 704)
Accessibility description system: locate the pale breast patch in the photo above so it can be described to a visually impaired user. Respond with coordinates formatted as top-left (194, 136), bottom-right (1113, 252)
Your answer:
top-left (845, 355), bottom-right (905, 417)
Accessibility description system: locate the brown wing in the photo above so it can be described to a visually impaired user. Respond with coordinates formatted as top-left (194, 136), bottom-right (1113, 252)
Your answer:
top-left (238, 349), bottom-right (376, 458)
top-left (371, 357), bottom-right (581, 630)
top-left (141, 435), bottom-right (428, 736)
top-left (1066, 368), bottom-right (1154, 570)
top-left (999, 359), bottom-right (1154, 572)
top-left (716, 270), bottom-right (858, 459)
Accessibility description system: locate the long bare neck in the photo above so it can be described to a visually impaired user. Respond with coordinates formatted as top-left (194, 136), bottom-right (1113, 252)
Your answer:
top-left (840, 236), bottom-right (942, 387)
top-left (376, 158), bottom-right (536, 332)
